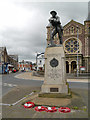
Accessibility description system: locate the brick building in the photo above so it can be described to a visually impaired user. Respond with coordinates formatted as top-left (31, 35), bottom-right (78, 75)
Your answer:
top-left (0, 47), bottom-right (18, 73)
top-left (0, 47), bottom-right (8, 73)
top-left (8, 55), bottom-right (18, 70)
top-left (47, 12), bottom-right (90, 73)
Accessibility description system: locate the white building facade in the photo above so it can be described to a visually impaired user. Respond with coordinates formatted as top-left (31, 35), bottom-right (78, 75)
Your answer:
top-left (36, 53), bottom-right (45, 71)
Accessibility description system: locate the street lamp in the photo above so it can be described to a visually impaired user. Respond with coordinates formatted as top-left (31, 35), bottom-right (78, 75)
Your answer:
top-left (77, 26), bottom-right (79, 77)
top-left (35, 52), bottom-right (38, 71)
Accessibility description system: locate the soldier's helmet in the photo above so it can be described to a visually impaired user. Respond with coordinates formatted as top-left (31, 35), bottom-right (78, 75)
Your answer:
top-left (50, 11), bottom-right (57, 15)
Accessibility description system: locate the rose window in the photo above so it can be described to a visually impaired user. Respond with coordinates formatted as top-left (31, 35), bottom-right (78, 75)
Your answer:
top-left (65, 38), bottom-right (80, 53)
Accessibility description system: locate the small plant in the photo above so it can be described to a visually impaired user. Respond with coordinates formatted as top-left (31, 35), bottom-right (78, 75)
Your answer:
top-left (82, 106), bottom-right (87, 112)
top-left (73, 106), bottom-right (79, 110)
top-left (9, 104), bottom-right (13, 106)
top-left (24, 95), bottom-right (28, 97)
top-left (83, 108), bottom-right (87, 112)
top-left (33, 90), bottom-right (37, 93)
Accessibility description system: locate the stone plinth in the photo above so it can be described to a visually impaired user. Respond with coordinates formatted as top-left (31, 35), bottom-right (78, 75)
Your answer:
top-left (39, 46), bottom-right (69, 97)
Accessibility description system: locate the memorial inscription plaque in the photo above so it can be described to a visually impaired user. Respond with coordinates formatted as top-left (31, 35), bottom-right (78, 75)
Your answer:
top-left (50, 58), bottom-right (59, 67)
top-left (50, 88), bottom-right (58, 92)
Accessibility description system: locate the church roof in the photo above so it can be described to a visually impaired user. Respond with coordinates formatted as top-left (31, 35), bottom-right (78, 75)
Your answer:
top-left (63, 19), bottom-right (84, 28)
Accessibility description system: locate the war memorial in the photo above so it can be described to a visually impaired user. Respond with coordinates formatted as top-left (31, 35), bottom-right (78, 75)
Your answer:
top-left (39, 11), bottom-right (70, 97)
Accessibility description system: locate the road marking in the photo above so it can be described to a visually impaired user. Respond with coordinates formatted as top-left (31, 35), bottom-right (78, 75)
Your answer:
top-left (12, 92), bottom-right (34, 106)
top-left (3, 83), bottom-right (8, 86)
top-left (3, 83), bottom-right (17, 87)
top-left (8, 84), bottom-right (13, 87)
top-left (0, 92), bottom-right (34, 106)
top-left (13, 84), bottom-right (17, 87)
top-left (0, 103), bottom-right (11, 106)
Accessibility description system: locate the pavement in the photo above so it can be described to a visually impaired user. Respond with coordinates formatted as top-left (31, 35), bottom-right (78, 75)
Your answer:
top-left (15, 71), bottom-right (89, 83)
top-left (15, 71), bottom-right (44, 81)
top-left (1, 86), bottom-right (89, 119)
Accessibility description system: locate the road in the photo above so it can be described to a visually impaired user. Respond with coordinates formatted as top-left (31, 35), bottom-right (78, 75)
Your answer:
top-left (2, 72), bottom-right (43, 96)
top-left (1, 72), bottom-right (89, 96)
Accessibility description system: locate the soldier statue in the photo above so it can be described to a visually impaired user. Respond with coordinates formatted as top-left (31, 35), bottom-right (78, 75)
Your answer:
top-left (49, 10), bottom-right (63, 46)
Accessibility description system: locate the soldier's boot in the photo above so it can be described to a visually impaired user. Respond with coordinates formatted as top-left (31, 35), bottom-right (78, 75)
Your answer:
top-left (59, 38), bottom-right (63, 44)
top-left (60, 40), bottom-right (62, 44)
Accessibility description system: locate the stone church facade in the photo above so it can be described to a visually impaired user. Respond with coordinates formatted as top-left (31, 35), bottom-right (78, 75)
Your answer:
top-left (46, 18), bottom-right (90, 73)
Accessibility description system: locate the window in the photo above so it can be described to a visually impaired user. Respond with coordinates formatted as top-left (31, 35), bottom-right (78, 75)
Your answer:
top-left (71, 27), bottom-right (74, 33)
top-left (40, 60), bottom-right (42, 64)
top-left (65, 38), bottom-right (79, 53)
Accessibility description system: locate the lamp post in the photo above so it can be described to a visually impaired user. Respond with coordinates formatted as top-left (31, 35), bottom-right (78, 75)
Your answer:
top-left (77, 26), bottom-right (79, 77)
top-left (35, 52), bottom-right (38, 71)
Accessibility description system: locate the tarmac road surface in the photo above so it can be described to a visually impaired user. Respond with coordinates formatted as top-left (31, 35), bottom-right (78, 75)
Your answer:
top-left (2, 72), bottom-right (43, 96)
top-left (1, 72), bottom-right (89, 96)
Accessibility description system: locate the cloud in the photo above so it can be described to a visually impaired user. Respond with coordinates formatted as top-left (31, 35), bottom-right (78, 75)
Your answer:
top-left (0, 1), bottom-right (88, 62)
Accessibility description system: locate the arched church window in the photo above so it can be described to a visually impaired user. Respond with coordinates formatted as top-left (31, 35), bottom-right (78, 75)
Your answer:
top-left (71, 27), bottom-right (74, 33)
top-left (69, 29), bottom-right (70, 34)
top-left (64, 38), bottom-right (80, 53)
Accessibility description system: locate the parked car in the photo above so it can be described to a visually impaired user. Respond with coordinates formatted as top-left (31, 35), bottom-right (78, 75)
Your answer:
top-left (21, 67), bottom-right (26, 72)
top-left (12, 68), bottom-right (17, 73)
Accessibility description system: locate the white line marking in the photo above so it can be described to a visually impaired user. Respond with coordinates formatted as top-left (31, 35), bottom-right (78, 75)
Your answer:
top-left (13, 84), bottom-right (17, 87)
top-left (0, 103), bottom-right (11, 106)
top-left (0, 92), bottom-right (34, 106)
top-left (12, 92), bottom-right (34, 106)
top-left (3, 83), bottom-right (17, 87)
top-left (8, 84), bottom-right (13, 87)
top-left (3, 83), bottom-right (8, 86)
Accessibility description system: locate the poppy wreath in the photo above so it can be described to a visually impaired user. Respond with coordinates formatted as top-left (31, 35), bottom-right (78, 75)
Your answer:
top-left (35, 106), bottom-right (47, 112)
top-left (45, 107), bottom-right (57, 112)
top-left (58, 107), bottom-right (71, 113)
top-left (23, 101), bottom-right (35, 108)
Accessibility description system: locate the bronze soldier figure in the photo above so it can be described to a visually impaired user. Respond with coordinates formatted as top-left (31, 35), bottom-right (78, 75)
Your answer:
top-left (49, 11), bottom-right (63, 46)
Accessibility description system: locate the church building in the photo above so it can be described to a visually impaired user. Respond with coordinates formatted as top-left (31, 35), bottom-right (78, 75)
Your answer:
top-left (46, 9), bottom-right (90, 73)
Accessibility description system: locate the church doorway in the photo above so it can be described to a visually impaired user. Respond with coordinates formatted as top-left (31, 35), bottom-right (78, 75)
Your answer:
top-left (66, 61), bottom-right (69, 73)
top-left (71, 61), bottom-right (77, 73)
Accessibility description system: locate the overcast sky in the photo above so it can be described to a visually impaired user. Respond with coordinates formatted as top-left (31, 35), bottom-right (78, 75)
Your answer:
top-left (0, 1), bottom-right (88, 62)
